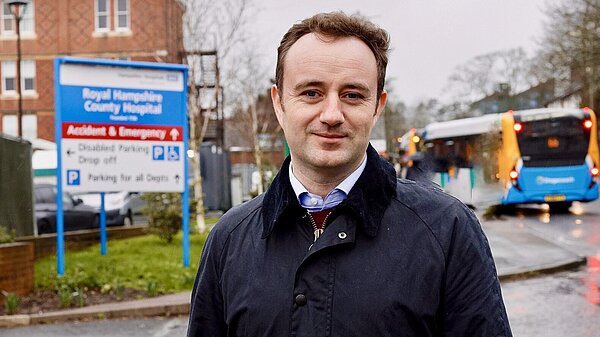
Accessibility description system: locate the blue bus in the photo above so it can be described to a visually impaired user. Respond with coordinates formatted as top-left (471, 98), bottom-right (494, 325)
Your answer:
top-left (415, 108), bottom-right (599, 211)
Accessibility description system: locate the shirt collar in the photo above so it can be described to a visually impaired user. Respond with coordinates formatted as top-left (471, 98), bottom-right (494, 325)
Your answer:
top-left (288, 155), bottom-right (367, 200)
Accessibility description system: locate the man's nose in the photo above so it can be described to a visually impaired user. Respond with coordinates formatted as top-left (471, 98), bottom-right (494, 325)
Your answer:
top-left (319, 96), bottom-right (345, 126)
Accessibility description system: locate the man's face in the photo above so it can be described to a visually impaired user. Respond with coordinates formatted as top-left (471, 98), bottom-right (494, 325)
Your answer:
top-left (272, 33), bottom-right (387, 176)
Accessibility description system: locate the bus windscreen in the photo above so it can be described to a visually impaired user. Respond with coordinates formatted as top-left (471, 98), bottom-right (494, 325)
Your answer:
top-left (516, 116), bottom-right (590, 167)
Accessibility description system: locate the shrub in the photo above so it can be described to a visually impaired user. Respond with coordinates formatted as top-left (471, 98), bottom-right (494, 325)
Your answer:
top-left (0, 226), bottom-right (16, 244)
top-left (144, 279), bottom-right (159, 296)
top-left (52, 264), bottom-right (101, 292)
top-left (57, 285), bottom-right (72, 308)
top-left (141, 193), bottom-right (182, 243)
top-left (73, 288), bottom-right (87, 307)
top-left (51, 265), bottom-right (100, 308)
top-left (181, 270), bottom-right (196, 288)
top-left (2, 291), bottom-right (21, 315)
top-left (113, 278), bottom-right (124, 300)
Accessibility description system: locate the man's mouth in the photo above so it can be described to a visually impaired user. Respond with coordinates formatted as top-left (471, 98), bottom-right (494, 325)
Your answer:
top-left (313, 132), bottom-right (345, 139)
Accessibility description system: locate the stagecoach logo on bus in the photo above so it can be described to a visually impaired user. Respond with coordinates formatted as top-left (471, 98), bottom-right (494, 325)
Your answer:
top-left (536, 176), bottom-right (576, 185)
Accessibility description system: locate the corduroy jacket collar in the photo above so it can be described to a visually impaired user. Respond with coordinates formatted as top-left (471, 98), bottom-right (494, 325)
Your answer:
top-left (261, 144), bottom-right (397, 238)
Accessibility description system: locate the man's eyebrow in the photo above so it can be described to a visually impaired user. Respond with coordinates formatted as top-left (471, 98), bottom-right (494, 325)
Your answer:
top-left (292, 80), bottom-right (325, 91)
top-left (344, 82), bottom-right (371, 95)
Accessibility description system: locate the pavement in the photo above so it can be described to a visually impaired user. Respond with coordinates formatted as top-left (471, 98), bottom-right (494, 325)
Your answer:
top-left (0, 216), bottom-right (587, 328)
top-left (482, 218), bottom-right (586, 281)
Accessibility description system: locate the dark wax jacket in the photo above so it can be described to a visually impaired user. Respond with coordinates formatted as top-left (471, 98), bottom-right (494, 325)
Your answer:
top-left (187, 145), bottom-right (512, 337)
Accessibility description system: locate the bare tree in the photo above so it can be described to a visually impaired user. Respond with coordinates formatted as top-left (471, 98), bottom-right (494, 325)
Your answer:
top-left (383, 100), bottom-right (408, 152)
top-left (535, 0), bottom-right (600, 110)
top-left (226, 46), bottom-right (280, 195)
top-left (182, 0), bottom-right (253, 232)
top-left (410, 99), bottom-right (438, 128)
top-left (442, 48), bottom-right (535, 117)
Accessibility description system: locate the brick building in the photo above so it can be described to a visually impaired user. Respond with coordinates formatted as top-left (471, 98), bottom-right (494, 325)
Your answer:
top-left (0, 0), bottom-right (184, 141)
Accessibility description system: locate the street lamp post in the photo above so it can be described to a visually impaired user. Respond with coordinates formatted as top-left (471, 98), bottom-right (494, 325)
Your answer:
top-left (8, 1), bottom-right (27, 138)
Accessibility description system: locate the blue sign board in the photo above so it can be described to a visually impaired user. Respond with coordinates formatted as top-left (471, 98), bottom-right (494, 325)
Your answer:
top-left (54, 57), bottom-right (190, 275)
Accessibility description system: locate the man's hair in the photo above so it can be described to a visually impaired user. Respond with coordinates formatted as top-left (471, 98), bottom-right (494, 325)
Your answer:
top-left (275, 12), bottom-right (390, 97)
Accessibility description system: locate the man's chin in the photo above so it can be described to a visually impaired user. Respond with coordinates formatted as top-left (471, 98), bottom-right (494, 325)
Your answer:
top-left (308, 155), bottom-right (348, 170)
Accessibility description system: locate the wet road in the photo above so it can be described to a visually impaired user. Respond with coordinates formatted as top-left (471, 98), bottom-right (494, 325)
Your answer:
top-left (509, 201), bottom-right (600, 257)
top-left (500, 199), bottom-right (600, 337)
top-left (502, 261), bottom-right (599, 337)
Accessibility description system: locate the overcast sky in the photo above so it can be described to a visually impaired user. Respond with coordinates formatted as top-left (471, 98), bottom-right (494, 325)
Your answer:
top-left (253, 0), bottom-right (548, 105)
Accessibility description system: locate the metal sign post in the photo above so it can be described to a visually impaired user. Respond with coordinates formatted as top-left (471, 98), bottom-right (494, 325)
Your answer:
top-left (54, 57), bottom-right (189, 276)
top-left (100, 192), bottom-right (106, 256)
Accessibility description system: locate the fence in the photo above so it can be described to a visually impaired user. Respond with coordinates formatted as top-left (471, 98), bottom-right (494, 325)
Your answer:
top-left (0, 135), bottom-right (34, 237)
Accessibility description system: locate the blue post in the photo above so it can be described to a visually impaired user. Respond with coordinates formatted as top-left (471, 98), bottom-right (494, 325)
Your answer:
top-left (56, 179), bottom-right (65, 276)
top-left (54, 59), bottom-right (65, 277)
top-left (182, 68), bottom-right (190, 268)
top-left (100, 192), bottom-right (107, 256)
top-left (183, 190), bottom-right (190, 268)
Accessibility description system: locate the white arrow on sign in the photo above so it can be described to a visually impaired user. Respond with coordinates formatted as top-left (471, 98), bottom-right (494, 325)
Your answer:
top-left (170, 128), bottom-right (180, 140)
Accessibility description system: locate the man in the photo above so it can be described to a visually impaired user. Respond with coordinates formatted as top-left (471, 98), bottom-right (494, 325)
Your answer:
top-left (188, 12), bottom-right (512, 337)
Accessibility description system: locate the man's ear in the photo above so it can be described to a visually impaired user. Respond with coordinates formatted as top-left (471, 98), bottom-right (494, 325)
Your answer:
top-left (372, 90), bottom-right (388, 126)
top-left (271, 84), bottom-right (285, 127)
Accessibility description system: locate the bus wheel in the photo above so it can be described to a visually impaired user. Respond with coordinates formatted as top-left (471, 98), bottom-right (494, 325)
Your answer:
top-left (549, 201), bottom-right (572, 213)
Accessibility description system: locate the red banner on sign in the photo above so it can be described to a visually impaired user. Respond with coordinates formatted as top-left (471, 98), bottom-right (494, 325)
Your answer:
top-left (62, 122), bottom-right (183, 141)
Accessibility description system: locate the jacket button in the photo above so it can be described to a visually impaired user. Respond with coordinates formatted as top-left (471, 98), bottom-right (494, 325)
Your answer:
top-left (295, 294), bottom-right (307, 306)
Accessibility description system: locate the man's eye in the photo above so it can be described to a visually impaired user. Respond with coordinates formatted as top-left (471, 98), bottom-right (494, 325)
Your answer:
top-left (304, 90), bottom-right (319, 98)
top-left (344, 92), bottom-right (363, 100)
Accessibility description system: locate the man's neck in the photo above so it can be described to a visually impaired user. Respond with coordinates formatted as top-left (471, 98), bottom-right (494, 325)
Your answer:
top-left (291, 167), bottom-right (344, 198)
top-left (291, 159), bottom-right (363, 198)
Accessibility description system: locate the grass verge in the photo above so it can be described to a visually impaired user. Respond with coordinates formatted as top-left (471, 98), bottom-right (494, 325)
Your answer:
top-left (35, 228), bottom-right (212, 296)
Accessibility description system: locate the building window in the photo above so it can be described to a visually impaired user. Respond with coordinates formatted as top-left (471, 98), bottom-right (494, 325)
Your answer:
top-left (95, 0), bottom-right (129, 33)
top-left (1, 60), bottom-right (17, 93)
top-left (95, 0), bottom-right (110, 32)
top-left (1, 60), bottom-right (36, 95)
top-left (1, 0), bottom-right (35, 36)
top-left (1, 61), bottom-right (15, 92)
top-left (21, 59), bottom-right (35, 92)
top-left (2, 114), bottom-right (37, 139)
top-left (114, 0), bottom-right (129, 31)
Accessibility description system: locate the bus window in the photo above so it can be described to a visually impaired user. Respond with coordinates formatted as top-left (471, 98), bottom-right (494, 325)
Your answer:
top-left (516, 115), bottom-right (589, 167)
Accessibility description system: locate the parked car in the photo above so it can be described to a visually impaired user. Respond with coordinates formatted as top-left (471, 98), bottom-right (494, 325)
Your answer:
top-left (34, 184), bottom-right (99, 234)
top-left (74, 191), bottom-right (145, 226)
